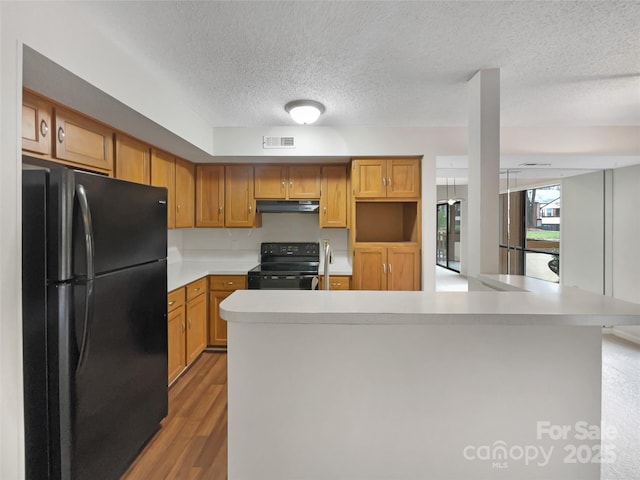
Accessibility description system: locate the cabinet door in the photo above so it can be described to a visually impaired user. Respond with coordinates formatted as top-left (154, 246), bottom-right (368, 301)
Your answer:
top-left (353, 247), bottom-right (387, 290)
top-left (209, 290), bottom-right (232, 346)
top-left (320, 165), bottom-right (348, 228)
top-left (254, 165), bottom-right (287, 199)
top-left (352, 159), bottom-right (386, 198)
top-left (196, 165), bottom-right (225, 227)
top-left (175, 157), bottom-right (195, 228)
top-left (387, 246), bottom-right (421, 291)
top-left (225, 165), bottom-right (256, 227)
top-left (186, 293), bottom-right (207, 365)
top-left (22, 91), bottom-right (52, 156)
top-left (115, 134), bottom-right (150, 184)
top-left (54, 107), bottom-right (114, 173)
top-left (387, 159), bottom-right (420, 198)
top-left (167, 306), bottom-right (186, 384)
top-left (288, 165), bottom-right (321, 199)
top-left (150, 149), bottom-right (176, 229)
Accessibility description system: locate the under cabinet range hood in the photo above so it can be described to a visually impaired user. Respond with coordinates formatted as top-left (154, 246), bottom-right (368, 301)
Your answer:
top-left (256, 200), bottom-right (320, 213)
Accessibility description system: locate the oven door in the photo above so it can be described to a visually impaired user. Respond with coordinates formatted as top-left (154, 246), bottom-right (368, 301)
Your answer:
top-left (248, 274), bottom-right (319, 290)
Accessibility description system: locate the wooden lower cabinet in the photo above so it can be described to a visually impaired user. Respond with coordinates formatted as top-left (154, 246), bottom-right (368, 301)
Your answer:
top-left (167, 306), bottom-right (186, 384)
top-left (186, 291), bottom-right (207, 364)
top-left (318, 275), bottom-right (351, 290)
top-left (353, 245), bottom-right (420, 291)
top-left (209, 275), bottom-right (247, 347)
top-left (167, 287), bottom-right (186, 384)
top-left (167, 277), bottom-right (207, 385)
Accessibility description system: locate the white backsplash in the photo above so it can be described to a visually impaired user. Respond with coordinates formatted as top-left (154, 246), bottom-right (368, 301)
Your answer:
top-left (176, 213), bottom-right (348, 259)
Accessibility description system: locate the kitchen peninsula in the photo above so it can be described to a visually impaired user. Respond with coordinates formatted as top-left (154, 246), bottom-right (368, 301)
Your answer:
top-left (221, 276), bottom-right (640, 480)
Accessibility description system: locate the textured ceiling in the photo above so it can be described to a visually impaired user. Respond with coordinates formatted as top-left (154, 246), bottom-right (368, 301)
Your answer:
top-left (76, 1), bottom-right (639, 128)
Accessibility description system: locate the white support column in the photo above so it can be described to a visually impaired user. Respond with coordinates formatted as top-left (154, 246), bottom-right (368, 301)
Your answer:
top-left (467, 69), bottom-right (500, 277)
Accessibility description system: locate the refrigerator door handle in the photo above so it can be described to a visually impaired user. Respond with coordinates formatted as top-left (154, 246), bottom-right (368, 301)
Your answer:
top-left (75, 184), bottom-right (95, 280)
top-left (75, 184), bottom-right (96, 373)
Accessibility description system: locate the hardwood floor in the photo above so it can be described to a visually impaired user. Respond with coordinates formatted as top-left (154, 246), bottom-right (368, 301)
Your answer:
top-left (121, 353), bottom-right (228, 480)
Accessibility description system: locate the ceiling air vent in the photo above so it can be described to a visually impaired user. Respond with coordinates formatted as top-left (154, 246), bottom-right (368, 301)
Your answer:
top-left (263, 136), bottom-right (295, 149)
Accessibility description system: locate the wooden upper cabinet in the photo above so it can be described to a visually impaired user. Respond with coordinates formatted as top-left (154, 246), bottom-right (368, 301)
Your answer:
top-left (288, 165), bottom-right (321, 198)
top-left (387, 246), bottom-right (420, 291)
top-left (254, 165), bottom-right (321, 199)
top-left (352, 159), bottom-right (386, 198)
top-left (225, 165), bottom-right (258, 228)
top-left (254, 165), bottom-right (287, 199)
top-left (151, 149), bottom-right (176, 229)
top-left (387, 159), bottom-right (420, 198)
top-left (320, 165), bottom-right (348, 228)
top-left (22, 90), bottom-right (52, 156)
top-left (54, 106), bottom-right (114, 173)
top-left (196, 165), bottom-right (225, 227)
top-left (115, 134), bottom-right (150, 184)
top-left (352, 158), bottom-right (420, 199)
top-left (174, 157), bottom-right (195, 228)
top-left (353, 246), bottom-right (387, 290)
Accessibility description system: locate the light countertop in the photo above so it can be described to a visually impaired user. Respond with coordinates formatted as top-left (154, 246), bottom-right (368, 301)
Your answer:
top-left (220, 275), bottom-right (640, 326)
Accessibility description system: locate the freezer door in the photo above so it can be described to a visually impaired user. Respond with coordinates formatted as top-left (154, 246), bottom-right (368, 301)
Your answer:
top-left (70, 260), bottom-right (167, 480)
top-left (71, 170), bottom-right (167, 277)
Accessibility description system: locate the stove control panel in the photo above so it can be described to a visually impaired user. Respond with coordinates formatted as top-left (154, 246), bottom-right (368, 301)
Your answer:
top-left (260, 242), bottom-right (320, 256)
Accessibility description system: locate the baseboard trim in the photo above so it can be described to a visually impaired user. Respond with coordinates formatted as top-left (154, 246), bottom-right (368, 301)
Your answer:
top-left (604, 327), bottom-right (640, 345)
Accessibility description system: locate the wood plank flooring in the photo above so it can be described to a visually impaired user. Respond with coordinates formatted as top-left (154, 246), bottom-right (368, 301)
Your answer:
top-left (121, 353), bottom-right (227, 480)
top-left (122, 336), bottom-right (639, 480)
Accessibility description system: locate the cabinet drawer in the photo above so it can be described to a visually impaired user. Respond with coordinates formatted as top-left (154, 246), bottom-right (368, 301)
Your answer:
top-left (186, 277), bottom-right (207, 301)
top-left (209, 275), bottom-right (247, 291)
top-left (168, 287), bottom-right (185, 312)
top-left (319, 275), bottom-right (351, 290)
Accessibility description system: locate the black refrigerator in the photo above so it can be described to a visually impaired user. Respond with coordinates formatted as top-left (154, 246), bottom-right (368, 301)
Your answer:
top-left (22, 161), bottom-right (168, 480)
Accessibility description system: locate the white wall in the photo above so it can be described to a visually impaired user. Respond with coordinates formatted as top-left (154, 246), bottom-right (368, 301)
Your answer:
top-left (611, 164), bottom-right (640, 342)
top-left (180, 214), bottom-right (348, 257)
top-left (561, 172), bottom-right (605, 294)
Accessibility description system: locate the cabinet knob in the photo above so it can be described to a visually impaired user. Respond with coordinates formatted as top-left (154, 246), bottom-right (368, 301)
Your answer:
top-left (177, 204), bottom-right (181, 210)
top-left (281, 180), bottom-right (286, 189)
top-left (168, 300), bottom-right (176, 306)
top-left (57, 126), bottom-right (65, 143)
top-left (193, 287), bottom-right (200, 292)
top-left (40, 119), bottom-right (49, 137)
top-left (218, 205), bottom-right (223, 214)
top-left (323, 206), bottom-right (327, 214)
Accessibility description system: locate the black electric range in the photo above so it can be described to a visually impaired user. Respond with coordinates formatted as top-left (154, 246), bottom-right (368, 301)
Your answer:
top-left (248, 242), bottom-right (320, 290)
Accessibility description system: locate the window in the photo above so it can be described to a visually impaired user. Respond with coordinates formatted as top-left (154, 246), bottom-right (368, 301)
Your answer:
top-left (500, 185), bottom-right (560, 282)
top-left (436, 201), bottom-right (461, 272)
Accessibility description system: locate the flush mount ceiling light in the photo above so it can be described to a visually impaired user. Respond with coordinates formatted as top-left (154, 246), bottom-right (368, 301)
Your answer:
top-left (285, 100), bottom-right (325, 125)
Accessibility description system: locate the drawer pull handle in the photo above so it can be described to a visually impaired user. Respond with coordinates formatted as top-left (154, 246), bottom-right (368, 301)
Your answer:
top-left (193, 287), bottom-right (200, 292)
top-left (218, 205), bottom-right (223, 214)
top-left (168, 300), bottom-right (176, 306)
top-left (57, 126), bottom-right (65, 143)
top-left (40, 119), bottom-right (49, 137)
top-left (189, 319), bottom-right (192, 328)
top-left (387, 177), bottom-right (392, 187)
top-left (181, 323), bottom-right (185, 333)
top-left (382, 177), bottom-right (386, 187)
top-left (225, 282), bottom-right (234, 285)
